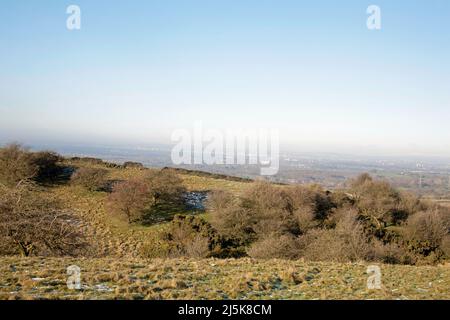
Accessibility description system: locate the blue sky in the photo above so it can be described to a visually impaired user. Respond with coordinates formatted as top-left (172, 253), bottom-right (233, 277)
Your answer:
top-left (1, 0), bottom-right (450, 156)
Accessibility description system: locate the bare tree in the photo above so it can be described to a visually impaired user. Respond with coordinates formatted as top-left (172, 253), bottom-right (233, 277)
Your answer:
top-left (107, 179), bottom-right (153, 223)
top-left (0, 181), bottom-right (86, 257)
top-left (0, 143), bottom-right (37, 187)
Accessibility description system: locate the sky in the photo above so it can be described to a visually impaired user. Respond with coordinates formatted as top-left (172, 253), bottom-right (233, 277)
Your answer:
top-left (1, 0), bottom-right (450, 156)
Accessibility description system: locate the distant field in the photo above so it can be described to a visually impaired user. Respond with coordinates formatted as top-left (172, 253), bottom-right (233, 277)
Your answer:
top-left (1, 257), bottom-right (449, 300)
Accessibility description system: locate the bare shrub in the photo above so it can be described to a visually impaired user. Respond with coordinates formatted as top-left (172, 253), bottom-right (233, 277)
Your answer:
top-left (288, 184), bottom-right (335, 221)
top-left (139, 232), bottom-right (171, 259)
top-left (405, 209), bottom-right (448, 246)
top-left (235, 182), bottom-right (299, 237)
top-left (0, 182), bottom-right (86, 256)
top-left (209, 190), bottom-right (257, 244)
top-left (165, 215), bottom-right (213, 258)
top-left (164, 215), bottom-right (245, 258)
top-left (0, 144), bottom-right (63, 186)
top-left (107, 179), bottom-right (152, 223)
top-left (350, 174), bottom-right (405, 238)
top-left (31, 151), bottom-right (63, 183)
top-left (208, 173), bottom-right (446, 264)
top-left (403, 209), bottom-right (448, 261)
top-left (184, 235), bottom-right (210, 258)
top-left (247, 234), bottom-right (301, 259)
top-left (300, 210), bottom-right (370, 262)
top-left (334, 209), bottom-right (371, 260)
top-left (146, 169), bottom-right (186, 205)
top-left (441, 235), bottom-right (450, 259)
top-left (123, 161), bottom-right (144, 169)
top-left (207, 189), bottom-right (235, 212)
top-left (210, 182), bottom-right (334, 246)
top-left (71, 167), bottom-right (108, 191)
top-left (372, 240), bottom-right (415, 265)
top-left (299, 229), bottom-right (347, 262)
top-left (294, 206), bottom-right (318, 233)
top-left (0, 144), bottom-right (36, 186)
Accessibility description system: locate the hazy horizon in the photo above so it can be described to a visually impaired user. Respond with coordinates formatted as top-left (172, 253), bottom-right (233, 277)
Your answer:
top-left (2, 1), bottom-right (450, 157)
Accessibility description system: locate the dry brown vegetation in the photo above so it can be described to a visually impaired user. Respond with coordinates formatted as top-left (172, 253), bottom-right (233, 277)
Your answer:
top-left (71, 167), bottom-right (108, 191)
top-left (107, 170), bottom-right (186, 224)
top-left (0, 181), bottom-right (86, 257)
top-left (107, 179), bottom-right (154, 223)
top-left (0, 144), bottom-right (449, 300)
top-left (1, 257), bottom-right (449, 300)
top-left (0, 144), bottom-right (64, 187)
top-left (207, 176), bottom-right (450, 264)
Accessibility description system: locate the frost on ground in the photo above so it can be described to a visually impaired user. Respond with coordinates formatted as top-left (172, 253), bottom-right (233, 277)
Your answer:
top-left (0, 257), bottom-right (449, 300)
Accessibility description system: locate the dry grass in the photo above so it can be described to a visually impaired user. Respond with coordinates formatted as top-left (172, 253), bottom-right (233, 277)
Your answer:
top-left (0, 257), bottom-right (449, 300)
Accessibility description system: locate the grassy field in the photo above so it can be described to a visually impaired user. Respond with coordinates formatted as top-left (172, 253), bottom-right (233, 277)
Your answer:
top-left (1, 257), bottom-right (449, 300)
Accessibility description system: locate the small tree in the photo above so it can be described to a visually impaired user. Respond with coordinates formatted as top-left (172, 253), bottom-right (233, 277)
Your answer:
top-left (71, 167), bottom-right (108, 191)
top-left (0, 181), bottom-right (86, 257)
top-left (107, 179), bottom-right (152, 223)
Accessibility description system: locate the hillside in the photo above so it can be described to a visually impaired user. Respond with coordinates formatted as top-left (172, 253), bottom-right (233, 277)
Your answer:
top-left (47, 158), bottom-right (254, 259)
top-left (1, 154), bottom-right (450, 300)
top-left (1, 257), bottom-right (449, 300)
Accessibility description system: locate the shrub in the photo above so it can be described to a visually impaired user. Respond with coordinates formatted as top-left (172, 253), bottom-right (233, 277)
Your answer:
top-left (293, 206), bottom-right (318, 233)
top-left (0, 144), bottom-right (63, 186)
top-left (209, 173), bottom-right (448, 264)
top-left (31, 151), bottom-right (63, 183)
top-left (372, 240), bottom-right (415, 265)
top-left (441, 235), bottom-right (450, 259)
top-left (247, 234), bottom-right (302, 259)
top-left (71, 167), bottom-right (108, 191)
top-left (288, 185), bottom-right (335, 221)
top-left (209, 190), bottom-right (257, 244)
top-left (70, 157), bottom-right (104, 165)
top-left (299, 210), bottom-right (370, 262)
top-left (0, 181), bottom-right (86, 256)
top-left (107, 179), bottom-right (152, 223)
top-left (209, 182), bottom-right (333, 245)
top-left (403, 209), bottom-right (449, 262)
top-left (349, 174), bottom-right (419, 240)
top-left (164, 215), bottom-right (245, 258)
top-left (139, 232), bottom-right (171, 258)
top-left (0, 143), bottom-right (36, 186)
top-left (298, 229), bottom-right (347, 262)
top-left (123, 161), bottom-right (144, 169)
top-left (146, 169), bottom-right (186, 205)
